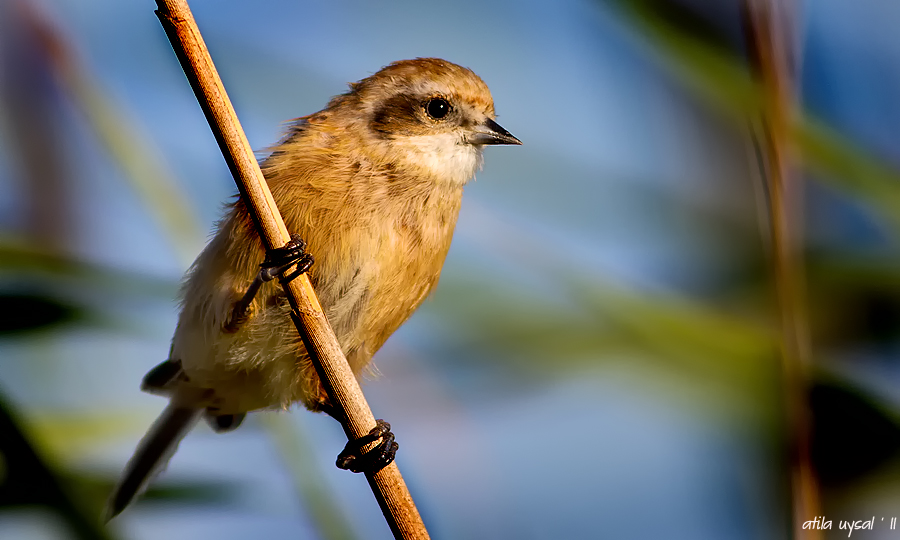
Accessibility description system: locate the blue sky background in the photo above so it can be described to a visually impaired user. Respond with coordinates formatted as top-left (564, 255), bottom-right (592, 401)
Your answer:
top-left (2, 1), bottom-right (900, 539)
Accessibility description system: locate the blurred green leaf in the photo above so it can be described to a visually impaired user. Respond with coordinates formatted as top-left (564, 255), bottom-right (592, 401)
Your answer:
top-left (0, 293), bottom-right (82, 334)
top-left (12, 0), bottom-right (204, 263)
top-left (63, 469), bottom-right (240, 509)
top-left (0, 389), bottom-right (117, 540)
top-left (610, 0), bottom-right (900, 234)
top-left (797, 119), bottom-right (900, 232)
top-left (262, 414), bottom-right (358, 540)
top-left (806, 254), bottom-right (900, 347)
top-left (67, 70), bottom-right (205, 265)
top-left (23, 411), bottom-right (144, 461)
top-left (0, 236), bottom-right (179, 299)
top-left (811, 381), bottom-right (900, 486)
top-left (433, 273), bottom-right (779, 408)
top-left (0, 237), bottom-right (180, 335)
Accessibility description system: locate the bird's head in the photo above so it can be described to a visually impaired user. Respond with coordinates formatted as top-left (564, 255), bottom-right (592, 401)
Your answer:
top-left (330, 58), bottom-right (521, 185)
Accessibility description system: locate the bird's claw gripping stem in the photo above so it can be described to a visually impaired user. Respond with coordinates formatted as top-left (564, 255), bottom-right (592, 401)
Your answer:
top-left (336, 419), bottom-right (398, 474)
top-left (225, 234), bottom-right (313, 333)
top-left (261, 233), bottom-right (314, 284)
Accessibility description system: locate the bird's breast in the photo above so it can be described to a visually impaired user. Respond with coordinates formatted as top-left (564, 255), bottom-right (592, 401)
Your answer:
top-left (353, 183), bottom-right (464, 352)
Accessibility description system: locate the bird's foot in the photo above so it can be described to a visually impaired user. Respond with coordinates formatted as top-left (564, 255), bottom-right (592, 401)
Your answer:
top-left (260, 233), bottom-right (314, 284)
top-left (224, 234), bottom-right (313, 333)
top-left (336, 419), bottom-right (398, 474)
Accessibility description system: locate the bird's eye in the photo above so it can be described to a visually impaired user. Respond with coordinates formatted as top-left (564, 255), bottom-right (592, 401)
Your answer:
top-left (425, 98), bottom-right (451, 120)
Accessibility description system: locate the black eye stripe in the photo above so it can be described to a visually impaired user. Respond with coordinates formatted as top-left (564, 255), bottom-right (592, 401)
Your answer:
top-left (369, 94), bottom-right (456, 138)
top-left (425, 98), bottom-right (451, 120)
top-left (370, 93), bottom-right (420, 137)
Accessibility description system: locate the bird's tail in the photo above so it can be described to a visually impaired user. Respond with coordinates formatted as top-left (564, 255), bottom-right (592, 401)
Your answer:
top-left (105, 403), bottom-right (201, 521)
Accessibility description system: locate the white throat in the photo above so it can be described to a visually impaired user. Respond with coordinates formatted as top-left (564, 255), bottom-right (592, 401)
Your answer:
top-left (397, 133), bottom-right (483, 186)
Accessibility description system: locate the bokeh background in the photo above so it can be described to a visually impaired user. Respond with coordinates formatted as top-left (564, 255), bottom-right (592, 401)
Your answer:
top-left (2, 0), bottom-right (900, 539)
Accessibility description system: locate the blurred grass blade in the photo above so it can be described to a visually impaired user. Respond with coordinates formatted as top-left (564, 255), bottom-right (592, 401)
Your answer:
top-left (810, 380), bottom-right (900, 486)
top-left (13, 0), bottom-right (203, 263)
top-left (0, 236), bottom-right (178, 299)
top-left (796, 118), bottom-right (900, 232)
top-left (435, 274), bottom-right (778, 405)
top-left (64, 469), bottom-right (240, 509)
top-left (0, 388), bottom-right (117, 540)
top-left (24, 410), bottom-right (146, 461)
top-left (0, 293), bottom-right (82, 334)
top-left (610, 0), bottom-right (900, 234)
top-left (262, 414), bottom-right (359, 540)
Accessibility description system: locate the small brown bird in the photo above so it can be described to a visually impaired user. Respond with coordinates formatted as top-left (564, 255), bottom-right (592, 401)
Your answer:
top-left (106, 58), bottom-right (520, 518)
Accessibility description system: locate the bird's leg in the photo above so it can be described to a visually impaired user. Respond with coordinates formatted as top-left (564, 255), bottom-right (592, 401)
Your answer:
top-left (224, 233), bottom-right (314, 333)
top-left (279, 261), bottom-right (397, 474)
top-left (316, 398), bottom-right (399, 474)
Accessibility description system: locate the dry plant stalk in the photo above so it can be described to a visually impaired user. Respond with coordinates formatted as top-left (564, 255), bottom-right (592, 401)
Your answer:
top-left (741, 1), bottom-right (821, 538)
top-left (153, 1), bottom-right (429, 538)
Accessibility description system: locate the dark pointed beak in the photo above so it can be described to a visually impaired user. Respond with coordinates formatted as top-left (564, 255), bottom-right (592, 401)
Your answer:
top-left (467, 118), bottom-right (522, 146)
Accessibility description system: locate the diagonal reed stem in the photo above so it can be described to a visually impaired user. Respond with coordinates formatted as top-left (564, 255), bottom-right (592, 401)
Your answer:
top-left (152, 2), bottom-right (430, 538)
top-left (741, 2), bottom-right (821, 538)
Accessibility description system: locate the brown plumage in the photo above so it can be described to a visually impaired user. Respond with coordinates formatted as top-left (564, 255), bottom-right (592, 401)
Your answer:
top-left (107, 58), bottom-right (520, 519)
